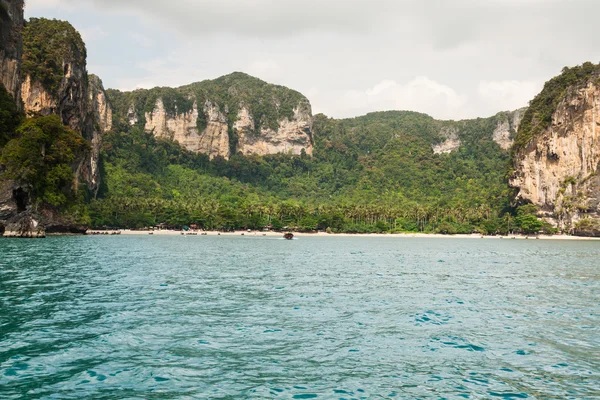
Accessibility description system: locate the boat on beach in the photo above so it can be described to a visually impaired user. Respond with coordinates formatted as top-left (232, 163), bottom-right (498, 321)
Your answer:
top-left (284, 232), bottom-right (294, 240)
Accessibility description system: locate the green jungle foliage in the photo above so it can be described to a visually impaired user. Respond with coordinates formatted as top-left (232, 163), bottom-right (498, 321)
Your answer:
top-left (0, 115), bottom-right (89, 207)
top-left (514, 62), bottom-right (600, 154)
top-left (89, 106), bottom-right (546, 235)
top-left (21, 18), bottom-right (87, 95)
top-left (0, 84), bottom-right (24, 146)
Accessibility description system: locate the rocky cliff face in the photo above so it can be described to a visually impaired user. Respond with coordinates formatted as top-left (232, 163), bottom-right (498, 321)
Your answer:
top-left (431, 109), bottom-right (525, 155)
top-left (0, 0), bottom-right (24, 102)
top-left (144, 99), bottom-right (230, 158)
top-left (236, 103), bottom-right (313, 157)
top-left (21, 19), bottom-right (88, 133)
top-left (20, 19), bottom-right (110, 194)
top-left (1, 17), bottom-right (113, 236)
top-left (511, 69), bottom-right (600, 233)
top-left (433, 126), bottom-right (461, 154)
top-left (492, 109), bottom-right (524, 150)
top-left (114, 73), bottom-right (314, 159)
top-left (89, 75), bottom-right (112, 133)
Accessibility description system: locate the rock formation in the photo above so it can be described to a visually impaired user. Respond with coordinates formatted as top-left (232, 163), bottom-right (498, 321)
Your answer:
top-left (20, 18), bottom-right (109, 194)
top-left (144, 99), bottom-right (230, 158)
top-left (433, 126), bottom-right (461, 154)
top-left (113, 72), bottom-right (314, 159)
top-left (0, 0), bottom-right (24, 103)
top-left (511, 65), bottom-right (600, 234)
top-left (431, 109), bottom-right (524, 155)
top-left (1, 16), bottom-right (111, 237)
top-left (492, 109), bottom-right (525, 150)
top-left (236, 103), bottom-right (313, 157)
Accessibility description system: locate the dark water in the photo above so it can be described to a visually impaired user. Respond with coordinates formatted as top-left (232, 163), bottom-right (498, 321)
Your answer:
top-left (1, 236), bottom-right (599, 399)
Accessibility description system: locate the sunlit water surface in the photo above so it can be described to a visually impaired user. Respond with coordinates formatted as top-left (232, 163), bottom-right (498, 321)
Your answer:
top-left (1, 236), bottom-right (599, 399)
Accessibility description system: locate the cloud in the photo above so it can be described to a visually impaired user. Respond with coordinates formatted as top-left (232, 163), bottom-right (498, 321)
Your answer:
top-left (327, 77), bottom-right (469, 120)
top-left (23, 0), bottom-right (600, 119)
top-left (478, 80), bottom-right (541, 112)
top-left (28, 0), bottom-right (398, 36)
top-left (247, 60), bottom-right (283, 81)
top-left (79, 26), bottom-right (107, 42)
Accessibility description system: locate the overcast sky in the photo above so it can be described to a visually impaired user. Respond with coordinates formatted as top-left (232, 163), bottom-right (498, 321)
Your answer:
top-left (25, 0), bottom-right (600, 120)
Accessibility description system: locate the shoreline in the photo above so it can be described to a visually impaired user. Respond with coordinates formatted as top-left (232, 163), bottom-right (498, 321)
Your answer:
top-left (85, 230), bottom-right (600, 241)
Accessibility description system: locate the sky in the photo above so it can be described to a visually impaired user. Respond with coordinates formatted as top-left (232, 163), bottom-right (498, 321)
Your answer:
top-left (24, 0), bottom-right (600, 120)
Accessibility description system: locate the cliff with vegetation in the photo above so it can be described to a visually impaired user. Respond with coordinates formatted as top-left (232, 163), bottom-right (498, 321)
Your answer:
top-left (4, 4), bottom-right (599, 238)
top-left (510, 63), bottom-right (600, 235)
top-left (20, 18), bottom-right (110, 194)
top-left (108, 73), bottom-right (313, 159)
top-left (0, 0), bottom-right (24, 103)
top-left (0, 14), bottom-right (108, 237)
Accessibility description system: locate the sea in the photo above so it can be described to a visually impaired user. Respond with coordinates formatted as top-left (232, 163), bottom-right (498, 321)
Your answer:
top-left (1, 235), bottom-right (599, 399)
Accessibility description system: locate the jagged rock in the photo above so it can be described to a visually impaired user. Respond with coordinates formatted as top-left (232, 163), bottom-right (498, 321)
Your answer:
top-left (89, 74), bottom-right (112, 133)
top-left (492, 108), bottom-right (525, 150)
top-left (0, 0), bottom-right (24, 103)
top-left (144, 98), bottom-right (230, 158)
top-left (20, 18), bottom-right (110, 194)
top-left (0, 180), bottom-right (44, 238)
top-left (511, 78), bottom-right (600, 231)
top-left (236, 103), bottom-right (313, 156)
top-left (433, 126), bottom-right (460, 154)
top-left (114, 72), bottom-right (314, 159)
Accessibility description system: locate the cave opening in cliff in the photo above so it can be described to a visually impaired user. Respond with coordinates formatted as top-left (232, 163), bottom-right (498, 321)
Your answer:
top-left (0, 223), bottom-right (4, 235)
top-left (13, 188), bottom-right (28, 213)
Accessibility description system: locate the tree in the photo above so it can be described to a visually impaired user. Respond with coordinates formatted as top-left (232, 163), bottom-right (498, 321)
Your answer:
top-left (0, 115), bottom-right (88, 207)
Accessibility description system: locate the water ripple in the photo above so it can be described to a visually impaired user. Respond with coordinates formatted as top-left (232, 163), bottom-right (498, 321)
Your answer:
top-left (1, 236), bottom-right (599, 398)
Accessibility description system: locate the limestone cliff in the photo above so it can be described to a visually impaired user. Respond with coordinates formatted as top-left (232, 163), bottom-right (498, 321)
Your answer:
top-left (0, 0), bottom-right (24, 102)
top-left (21, 18), bottom-right (88, 132)
top-left (20, 18), bottom-right (110, 194)
top-left (89, 74), bottom-right (112, 133)
top-left (492, 108), bottom-right (525, 150)
top-left (110, 72), bottom-right (314, 159)
top-left (510, 63), bottom-right (600, 234)
top-left (144, 99), bottom-right (230, 158)
top-left (433, 127), bottom-right (460, 154)
top-left (431, 109), bottom-right (526, 155)
top-left (236, 102), bottom-right (313, 157)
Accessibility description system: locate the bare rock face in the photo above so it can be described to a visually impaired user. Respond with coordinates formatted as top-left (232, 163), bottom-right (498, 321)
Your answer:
top-left (80, 75), bottom-right (112, 194)
top-left (21, 54), bottom-right (87, 134)
top-left (492, 108), bottom-right (525, 150)
top-left (433, 127), bottom-right (461, 154)
top-left (89, 74), bottom-right (112, 133)
top-left (237, 103), bottom-right (314, 156)
top-left (510, 82), bottom-right (600, 232)
top-left (20, 19), bottom-right (111, 195)
top-left (0, 181), bottom-right (45, 238)
top-left (21, 74), bottom-right (57, 114)
top-left (142, 96), bottom-right (313, 159)
top-left (0, 0), bottom-right (24, 102)
top-left (145, 99), bottom-right (231, 159)
top-left (117, 73), bottom-right (314, 159)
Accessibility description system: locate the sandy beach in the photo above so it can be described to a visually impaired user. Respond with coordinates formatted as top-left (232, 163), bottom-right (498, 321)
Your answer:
top-left (86, 229), bottom-right (600, 241)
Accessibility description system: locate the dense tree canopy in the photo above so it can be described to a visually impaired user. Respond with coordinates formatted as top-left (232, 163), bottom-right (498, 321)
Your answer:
top-left (0, 115), bottom-right (88, 207)
top-left (87, 108), bottom-right (550, 235)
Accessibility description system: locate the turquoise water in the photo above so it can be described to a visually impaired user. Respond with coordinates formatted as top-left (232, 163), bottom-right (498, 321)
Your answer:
top-left (0, 236), bottom-right (599, 399)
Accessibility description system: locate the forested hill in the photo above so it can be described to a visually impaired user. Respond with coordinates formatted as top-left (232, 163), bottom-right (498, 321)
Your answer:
top-left (89, 105), bottom-right (539, 234)
top-left (3, 13), bottom-right (587, 237)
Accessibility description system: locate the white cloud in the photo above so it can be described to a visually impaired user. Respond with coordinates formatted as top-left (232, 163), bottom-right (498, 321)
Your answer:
top-left (79, 26), bottom-right (107, 42)
top-left (23, 0), bottom-right (600, 119)
top-left (247, 60), bottom-right (283, 81)
top-left (478, 80), bottom-right (541, 112)
top-left (130, 32), bottom-right (154, 48)
top-left (338, 77), bottom-right (469, 120)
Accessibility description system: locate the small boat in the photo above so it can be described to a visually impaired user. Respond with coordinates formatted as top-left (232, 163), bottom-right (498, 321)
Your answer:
top-left (283, 232), bottom-right (294, 240)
